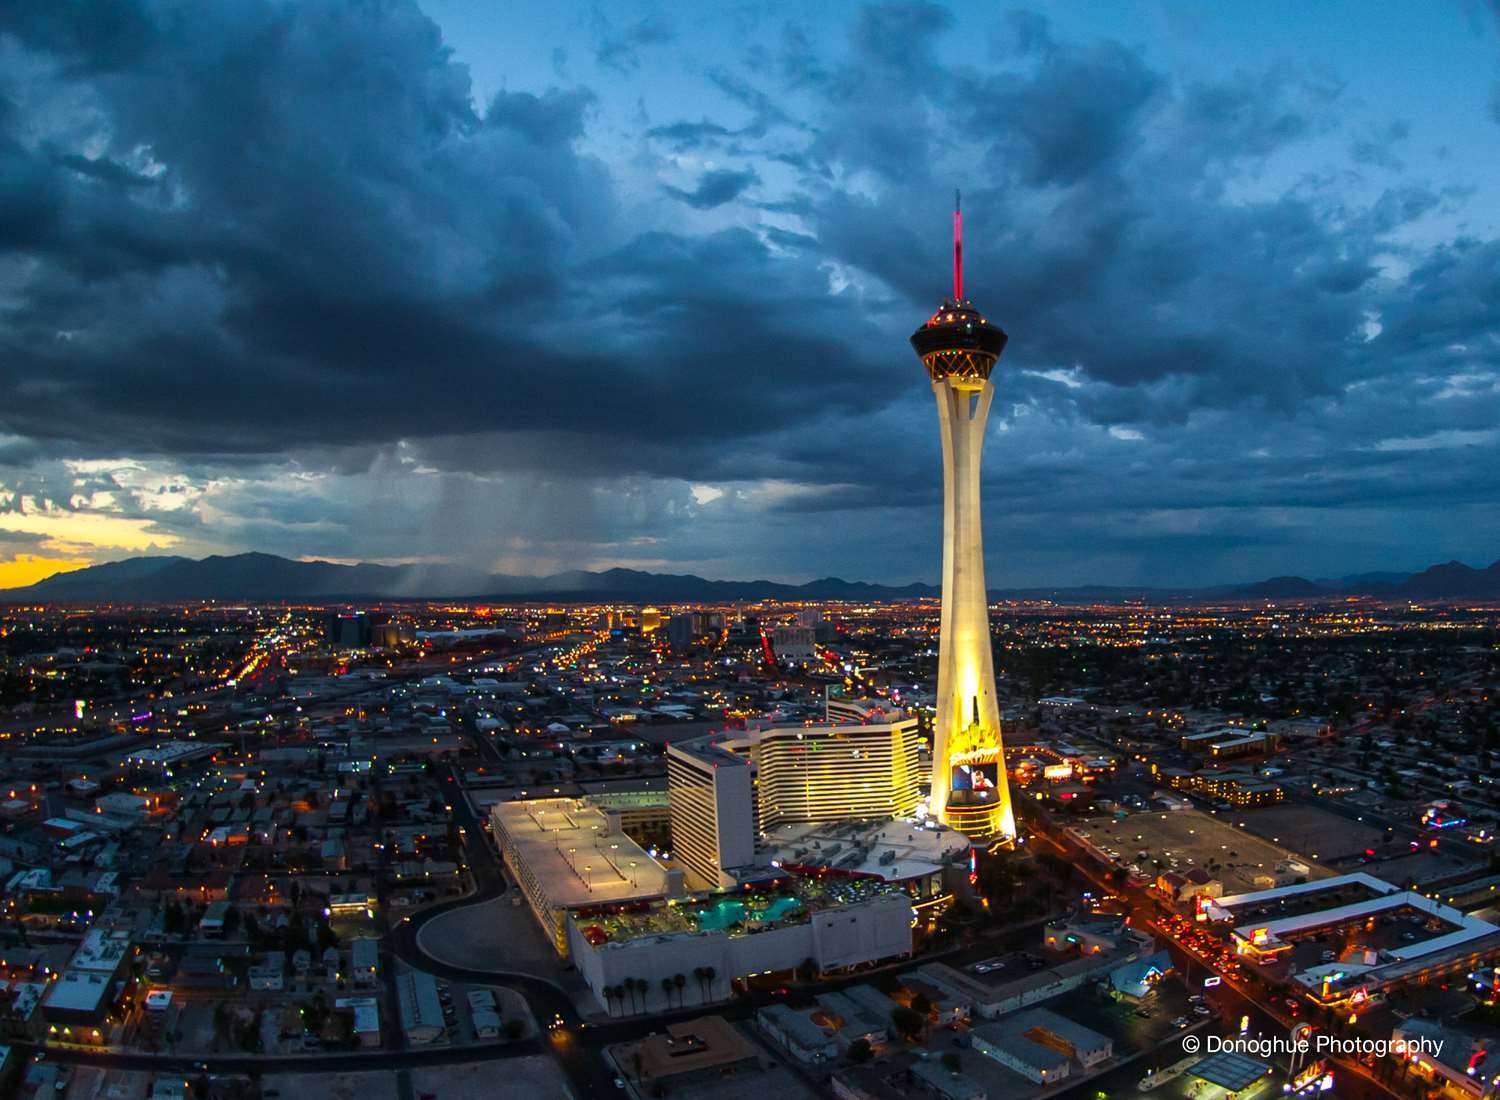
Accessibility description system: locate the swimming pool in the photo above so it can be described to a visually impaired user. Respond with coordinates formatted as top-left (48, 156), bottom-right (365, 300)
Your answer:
top-left (694, 896), bottom-right (804, 931)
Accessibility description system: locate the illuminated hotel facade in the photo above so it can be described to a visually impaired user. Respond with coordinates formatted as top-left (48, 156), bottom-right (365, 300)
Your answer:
top-left (726, 706), bottom-right (922, 831)
top-left (752, 721), bottom-right (920, 830)
top-left (910, 196), bottom-right (1017, 842)
top-left (666, 740), bottom-right (755, 890)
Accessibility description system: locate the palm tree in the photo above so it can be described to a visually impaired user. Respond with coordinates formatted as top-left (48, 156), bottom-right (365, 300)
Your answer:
top-left (700, 966), bottom-right (716, 1001)
top-left (661, 976), bottom-right (675, 1008)
top-left (673, 973), bottom-right (686, 1007)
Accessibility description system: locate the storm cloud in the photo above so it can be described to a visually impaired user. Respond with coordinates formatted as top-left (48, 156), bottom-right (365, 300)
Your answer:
top-left (0, 0), bottom-right (1497, 587)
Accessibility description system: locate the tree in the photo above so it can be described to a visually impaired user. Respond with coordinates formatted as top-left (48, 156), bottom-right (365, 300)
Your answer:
top-left (891, 1006), bottom-right (925, 1040)
top-left (301, 991), bottom-right (329, 1037)
top-left (212, 1001), bottom-right (232, 1049)
top-left (911, 992), bottom-right (933, 1018)
top-left (661, 977), bottom-right (675, 1008)
top-left (873, 971), bottom-right (901, 996)
top-left (316, 919), bottom-right (338, 953)
top-left (673, 973), bottom-right (686, 1007)
top-left (846, 1038), bottom-right (873, 1064)
top-left (163, 900), bottom-right (187, 936)
top-left (694, 966), bottom-right (717, 1001)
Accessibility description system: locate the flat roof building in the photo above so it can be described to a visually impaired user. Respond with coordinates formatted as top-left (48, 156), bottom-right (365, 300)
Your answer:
top-left (615, 1015), bottom-right (761, 1090)
top-left (491, 797), bottom-right (672, 955)
top-left (1212, 872), bottom-right (1500, 1006)
top-left (394, 970), bottom-right (443, 1044)
top-left (971, 1007), bottom-right (1112, 1084)
top-left (121, 741), bottom-right (226, 771)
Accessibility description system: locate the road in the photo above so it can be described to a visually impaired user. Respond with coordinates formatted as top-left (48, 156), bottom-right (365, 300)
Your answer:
top-left (18, 1039), bottom-right (548, 1076)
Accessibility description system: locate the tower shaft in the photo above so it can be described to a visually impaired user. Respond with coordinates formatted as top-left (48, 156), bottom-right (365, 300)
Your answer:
top-left (930, 375), bottom-right (1016, 841)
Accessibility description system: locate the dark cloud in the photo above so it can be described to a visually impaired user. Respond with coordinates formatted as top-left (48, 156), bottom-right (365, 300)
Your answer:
top-left (0, 1), bottom-right (1495, 585)
top-left (486, 88), bottom-right (595, 146)
top-left (967, 26), bottom-right (1161, 186)
top-left (592, 11), bottom-right (674, 74)
top-left (661, 166), bottom-right (759, 208)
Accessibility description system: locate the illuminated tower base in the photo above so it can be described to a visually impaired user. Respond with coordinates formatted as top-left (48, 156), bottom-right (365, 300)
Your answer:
top-left (911, 196), bottom-right (1016, 843)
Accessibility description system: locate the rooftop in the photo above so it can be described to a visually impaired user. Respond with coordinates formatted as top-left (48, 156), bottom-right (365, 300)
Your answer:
top-left (70, 929), bottom-right (130, 973)
top-left (627, 1015), bottom-right (758, 1080)
top-left (759, 818), bottom-right (964, 882)
top-left (42, 969), bottom-right (112, 1013)
top-left (1189, 1051), bottom-right (1271, 1092)
top-left (490, 797), bottom-right (668, 909)
top-left (122, 740), bottom-right (227, 766)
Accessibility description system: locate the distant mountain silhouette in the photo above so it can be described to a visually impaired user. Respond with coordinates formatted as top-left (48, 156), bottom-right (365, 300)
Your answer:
top-left (1230, 576), bottom-right (1336, 598)
top-left (1224, 561), bottom-right (1500, 600)
top-left (0, 552), bottom-right (941, 603)
top-left (3, 552), bottom-right (1497, 604)
top-left (1395, 559), bottom-right (1500, 599)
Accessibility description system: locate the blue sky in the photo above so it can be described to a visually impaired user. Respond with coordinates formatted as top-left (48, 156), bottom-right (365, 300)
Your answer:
top-left (0, 0), bottom-right (1497, 589)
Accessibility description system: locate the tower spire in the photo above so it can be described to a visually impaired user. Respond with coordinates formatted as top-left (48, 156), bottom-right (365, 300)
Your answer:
top-left (953, 189), bottom-right (963, 301)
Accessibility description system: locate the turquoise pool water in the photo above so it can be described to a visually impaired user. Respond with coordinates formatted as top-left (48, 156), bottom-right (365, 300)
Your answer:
top-left (694, 896), bottom-right (803, 931)
top-left (760, 896), bottom-right (802, 921)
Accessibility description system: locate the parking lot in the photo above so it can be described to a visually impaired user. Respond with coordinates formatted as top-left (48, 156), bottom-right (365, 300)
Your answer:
top-left (409, 968), bottom-right (534, 1045)
top-left (1074, 809), bottom-right (1334, 894)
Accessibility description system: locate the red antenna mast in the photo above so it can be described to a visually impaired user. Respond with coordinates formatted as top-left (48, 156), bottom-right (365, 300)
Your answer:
top-left (953, 189), bottom-right (963, 301)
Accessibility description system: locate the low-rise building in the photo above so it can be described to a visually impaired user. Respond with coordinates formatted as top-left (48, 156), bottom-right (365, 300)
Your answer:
top-left (970, 1008), bottom-right (1112, 1085)
top-left (248, 951), bottom-right (286, 991)
top-left (1109, 950), bottom-right (1174, 1001)
top-left (350, 938), bottom-right (379, 987)
top-left (335, 996), bottom-right (381, 1049)
top-left (758, 1002), bottom-right (838, 1063)
top-left (395, 970), bottom-right (444, 1044)
top-left (1155, 867), bottom-right (1222, 905)
top-left (466, 989), bottom-right (501, 1039)
top-left (615, 1015), bottom-right (762, 1091)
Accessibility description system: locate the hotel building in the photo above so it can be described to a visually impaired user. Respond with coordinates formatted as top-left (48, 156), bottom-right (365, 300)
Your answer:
top-left (738, 706), bottom-right (921, 831)
top-left (666, 740), bottom-right (756, 890)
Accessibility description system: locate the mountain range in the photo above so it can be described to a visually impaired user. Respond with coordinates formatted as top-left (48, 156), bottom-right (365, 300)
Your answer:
top-left (3, 552), bottom-right (1500, 604)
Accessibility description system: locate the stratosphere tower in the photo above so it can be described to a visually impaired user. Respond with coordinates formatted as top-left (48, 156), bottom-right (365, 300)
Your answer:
top-left (909, 194), bottom-right (1017, 843)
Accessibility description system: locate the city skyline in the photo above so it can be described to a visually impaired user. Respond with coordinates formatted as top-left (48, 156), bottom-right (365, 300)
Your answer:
top-left (2, 1), bottom-right (1500, 591)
